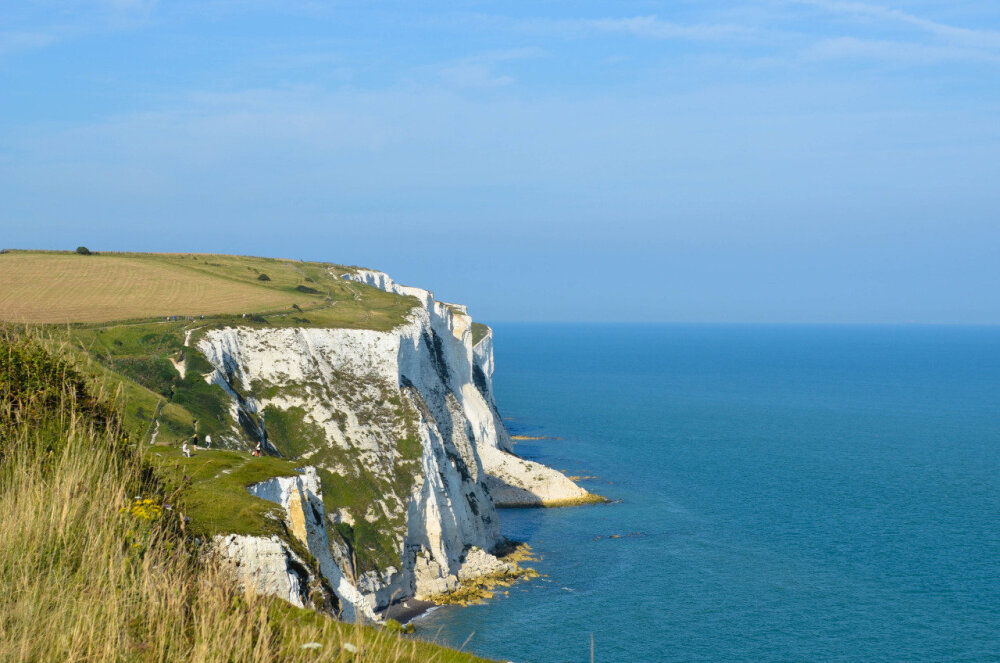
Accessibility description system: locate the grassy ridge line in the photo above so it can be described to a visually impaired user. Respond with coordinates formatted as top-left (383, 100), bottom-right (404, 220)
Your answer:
top-left (0, 328), bottom-right (494, 663)
top-left (0, 250), bottom-right (418, 330)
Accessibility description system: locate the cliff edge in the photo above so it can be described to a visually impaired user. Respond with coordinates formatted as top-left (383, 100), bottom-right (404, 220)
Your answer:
top-left (190, 267), bottom-right (598, 619)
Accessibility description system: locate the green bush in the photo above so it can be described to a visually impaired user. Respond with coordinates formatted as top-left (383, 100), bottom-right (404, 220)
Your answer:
top-left (0, 327), bottom-right (120, 459)
top-left (75, 246), bottom-right (91, 255)
top-left (383, 619), bottom-right (414, 635)
top-left (256, 273), bottom-right (270, 281)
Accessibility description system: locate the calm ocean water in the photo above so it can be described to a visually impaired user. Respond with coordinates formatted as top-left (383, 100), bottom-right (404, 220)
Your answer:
top-left (416, 324), bottom-right (1000, 662)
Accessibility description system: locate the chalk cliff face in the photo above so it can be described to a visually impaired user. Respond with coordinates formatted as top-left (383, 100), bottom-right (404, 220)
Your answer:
top-left (343, 269), bottom-right (593, 508)
top-left (214, 534), bottom-right (322, 609)
top-left (243, 468), bottom-right (372, 621)
top-left (196, 268), bottom-right (593, 618)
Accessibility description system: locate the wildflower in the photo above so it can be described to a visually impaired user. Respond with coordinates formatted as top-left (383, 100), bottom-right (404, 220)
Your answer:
top-left (121, 497), bottom-right (163, 521)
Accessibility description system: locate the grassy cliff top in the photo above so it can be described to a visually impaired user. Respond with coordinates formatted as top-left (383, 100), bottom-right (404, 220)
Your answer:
top-left (471, 322), bottom-right (490, 346)
top-left (0, 250), bottom-right (416, 330)
top-left (0, 250), bottom-right (422, 453)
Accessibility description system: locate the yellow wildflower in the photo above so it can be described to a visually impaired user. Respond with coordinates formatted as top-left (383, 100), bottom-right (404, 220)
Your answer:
top-left (122, 498), bottom-right (163, 521)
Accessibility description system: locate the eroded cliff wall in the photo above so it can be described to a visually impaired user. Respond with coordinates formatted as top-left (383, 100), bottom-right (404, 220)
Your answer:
top-left (196, 268), bottom-right (594, 618)
top-left (343, 269), bottom-right (594, 507)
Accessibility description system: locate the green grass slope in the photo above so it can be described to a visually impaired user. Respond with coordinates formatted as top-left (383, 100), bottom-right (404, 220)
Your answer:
top-left (0, 327), bottom-right (494, 663)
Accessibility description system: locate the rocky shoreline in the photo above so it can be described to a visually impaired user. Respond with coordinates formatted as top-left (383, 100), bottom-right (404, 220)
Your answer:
top-left (382, 542), bottom-right (543, 624)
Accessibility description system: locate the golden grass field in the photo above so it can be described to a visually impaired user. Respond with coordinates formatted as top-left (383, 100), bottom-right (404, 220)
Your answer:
top-left (0, 251), bottom-right (318, 323)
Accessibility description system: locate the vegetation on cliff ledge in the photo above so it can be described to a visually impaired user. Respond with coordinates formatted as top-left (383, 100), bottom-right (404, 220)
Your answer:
top-left (471, 322), bottom-right (490, 347)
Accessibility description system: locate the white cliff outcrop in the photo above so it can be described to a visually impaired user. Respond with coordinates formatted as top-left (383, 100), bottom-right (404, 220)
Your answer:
top-left (198, 267), bottom-right (596, 619)
top-left (244, 468), bottom-right (373, 622)
top-left (343, 269), bottom-right (595, 507)
top-left (214, 534), bottom-right (322, 610)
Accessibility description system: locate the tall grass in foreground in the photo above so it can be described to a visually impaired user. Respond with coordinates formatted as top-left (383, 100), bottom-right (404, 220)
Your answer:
top-left (0, 329), bottom-right (489, 663)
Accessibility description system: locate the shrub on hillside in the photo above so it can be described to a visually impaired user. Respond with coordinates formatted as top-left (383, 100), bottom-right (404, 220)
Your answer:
top-left (256, 273), bottom-right (270, 281)
top-left (75, 246), bottom-right (91, 255)
top-left (383, 619), bottom-right (415, 635)
top-left (0, 328), bottom-right (119, 459)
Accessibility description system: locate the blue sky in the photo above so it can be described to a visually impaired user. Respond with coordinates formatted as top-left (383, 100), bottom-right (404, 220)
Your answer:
top-left (1, 1), bottom-right (998, 323)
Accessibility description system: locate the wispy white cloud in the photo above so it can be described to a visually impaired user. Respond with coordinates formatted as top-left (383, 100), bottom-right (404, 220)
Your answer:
top-left (806, 36), bottom-right (1000, 64)
top-left (437, 46), bottom-right (546, 88)
top-left (462, 46), bottom-right (547, 65)
top-left (791, 0), bottom-right (1000, 49)
top-left (39, 0), bottom-right (158, 11)
top-left (0, 0), bottom-right (158, 56)
top-left (782, 1), bottom-right (1000, 66)
top-left (99, 0), bottom-right (157, 9)
top-left (439, 64), bottom-right (514, 88)
top-left (521, 15), bottom-right (756, 42)
top-left (434, 12), bottom-right (756, 43)
top-left (0, 31), bottom-right (55, 56)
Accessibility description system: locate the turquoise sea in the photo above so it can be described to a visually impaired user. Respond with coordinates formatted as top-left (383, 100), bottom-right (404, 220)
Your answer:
top-left (416, 324), bottom-right (1000, 662)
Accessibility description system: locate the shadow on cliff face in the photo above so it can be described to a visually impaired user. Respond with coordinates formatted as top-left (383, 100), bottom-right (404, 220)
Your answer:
top-left (485, 475), bottom-right (545, 509)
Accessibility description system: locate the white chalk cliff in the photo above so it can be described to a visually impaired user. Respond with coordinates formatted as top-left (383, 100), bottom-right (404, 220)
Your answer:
top-left (342, 269), bottom-right (593, 508)
top-left (196, 268), bottom-right (595, 619)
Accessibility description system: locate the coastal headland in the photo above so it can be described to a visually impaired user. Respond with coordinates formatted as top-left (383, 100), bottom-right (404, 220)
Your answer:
top-left (0, 249), bottom-right (604, 625)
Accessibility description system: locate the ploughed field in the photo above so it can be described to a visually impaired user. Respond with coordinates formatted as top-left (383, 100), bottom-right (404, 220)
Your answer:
top-left (0, 250), bottom-right (416, 329)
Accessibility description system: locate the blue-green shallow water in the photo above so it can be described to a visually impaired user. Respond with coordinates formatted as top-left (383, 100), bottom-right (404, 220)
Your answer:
top-left (415, 324), bottom-right (1000, 662)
